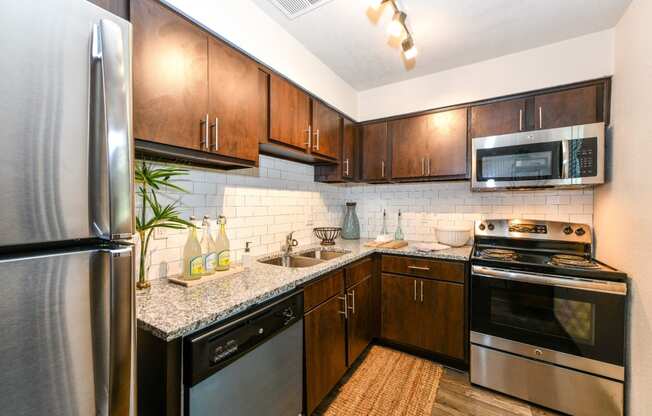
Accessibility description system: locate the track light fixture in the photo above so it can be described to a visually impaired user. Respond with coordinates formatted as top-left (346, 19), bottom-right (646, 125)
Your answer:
top-left (369, 0), bottom-right (418, 60)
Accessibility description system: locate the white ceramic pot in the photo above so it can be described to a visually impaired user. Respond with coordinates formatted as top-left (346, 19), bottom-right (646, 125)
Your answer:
top-left (435, 225), bottom-right (471, 247)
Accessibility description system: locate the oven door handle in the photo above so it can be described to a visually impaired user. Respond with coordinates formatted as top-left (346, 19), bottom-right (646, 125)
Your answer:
top-left (472, 265), bottom-right (627, 295)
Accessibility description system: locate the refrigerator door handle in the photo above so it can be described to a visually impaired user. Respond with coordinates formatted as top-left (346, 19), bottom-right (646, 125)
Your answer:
top-left (90, 20), bottom-right (134, 240)
top-left (94, 247), bottom-right (135, 416)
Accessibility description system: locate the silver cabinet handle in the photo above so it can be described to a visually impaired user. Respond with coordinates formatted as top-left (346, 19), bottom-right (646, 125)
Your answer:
top-left (381, 160), bottom-right (386, 178)
top-left (348, 290), bottom-right (355, 314)
top-left (539, 106), bottom-right (543, 129)
top-left (305, 125), bottom-right (312, 149)
top-left (413, 280), bottom-right (417, 301)
top-left (519, 109), bottom-right (523, 131)
top-left (212, 117), bottom-right (219, 151)
top-left (420, 281), bottom-right (424, 303)
top-left (313, 129), bottom-right (320, 150)
top-left (344, 158), bottom-right (350, 176)
top-left (427, 159), bottom-right (431, 176)
top-left (200, 113), bottom-right (209, 150)
top-left (408, 265), bottom-right (430, 271)
top-left (337, 295), bottom-right (348, 319)
top-left (90, 19), bottom-right (134, 239)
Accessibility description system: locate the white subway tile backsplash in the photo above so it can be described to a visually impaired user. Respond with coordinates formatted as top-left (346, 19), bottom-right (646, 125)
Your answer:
top-left (137, 155), bottom-right (594, 281)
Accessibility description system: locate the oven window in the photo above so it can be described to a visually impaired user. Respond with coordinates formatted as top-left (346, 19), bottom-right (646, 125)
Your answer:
top-left (490, 288), bottom-right (595, 345)
top-left (477, 141), bottom-right (562, 182)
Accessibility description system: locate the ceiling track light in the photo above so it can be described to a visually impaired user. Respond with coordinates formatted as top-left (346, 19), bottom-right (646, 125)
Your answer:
top-left (369, 0), bottom-right (418, 60)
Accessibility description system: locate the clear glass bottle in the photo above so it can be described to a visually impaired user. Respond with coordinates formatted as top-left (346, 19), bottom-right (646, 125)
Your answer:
top-left (341, 202), bottom-right (360, 240)
top-left (394, 210), bottom-right (404, 240)
top-left (215, 215), bottom-right (231, 271)
top-left (200, 215), bottom-right (217, 275)
top-left (241, 241), bottom-right (253, 269)
top-left (380, 209), bottom-right (389, 235)
top-left (183, 216), bottom-right (203, 280)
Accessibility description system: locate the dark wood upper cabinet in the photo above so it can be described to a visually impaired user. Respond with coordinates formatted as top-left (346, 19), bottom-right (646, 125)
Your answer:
top-left (342, 119), bottom-right (357, 180)
top-left (88, 0), bottom-right (129, 19)
top-left (424, 108), bottom-right (468, 178)
top-left (207, 38), bottom-right (259, 162)
top-left (304, 294), bottom-right (347, 416)
top-left (417, 279), bottom-right (465, 360)
top-left (534, 85), bottom-right (601, 130)
top-left (269, 75), bottom-right (311, 150)
top-left (311, 100), bottom-right (341, 159)
top-left (389, 117), bottom-right (426, 179)
top-left (361, 122), bottom-right (389, 181)
top-left (470, 98), bottom-right (527, 138)
top-left (131, 0), bottom-right (208, 151)
top-left (390, 108), bottom-right (467, 180)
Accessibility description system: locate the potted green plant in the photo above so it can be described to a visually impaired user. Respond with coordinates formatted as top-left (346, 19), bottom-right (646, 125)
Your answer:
top-left (135, 162), bottom-right (194, 290)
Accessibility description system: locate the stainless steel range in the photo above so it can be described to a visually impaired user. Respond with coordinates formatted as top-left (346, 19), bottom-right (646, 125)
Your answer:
top-left (470, 219), bottom-right (627, 416)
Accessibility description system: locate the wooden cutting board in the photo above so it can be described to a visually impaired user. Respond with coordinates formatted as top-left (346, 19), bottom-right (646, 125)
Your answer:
top-left (364, 240), bottom-right (408, 249)
top-left (168, 265), bottom-right (245, 287)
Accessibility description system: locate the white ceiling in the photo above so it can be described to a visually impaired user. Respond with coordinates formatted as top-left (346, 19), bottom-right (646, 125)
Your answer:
top-left (252, 0), bottom-right (630, 91)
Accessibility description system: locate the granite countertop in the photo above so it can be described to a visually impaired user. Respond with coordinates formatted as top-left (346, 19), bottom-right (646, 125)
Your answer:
top-left (136, 239), bottom-right (472, 341)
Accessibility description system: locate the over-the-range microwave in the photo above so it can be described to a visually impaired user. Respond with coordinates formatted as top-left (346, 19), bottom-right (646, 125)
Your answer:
top-left (471, 122), bottom-right (605, 191)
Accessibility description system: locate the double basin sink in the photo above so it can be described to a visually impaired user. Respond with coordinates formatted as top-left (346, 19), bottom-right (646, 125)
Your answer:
top-left (259, 248), bottom-right (350, 268)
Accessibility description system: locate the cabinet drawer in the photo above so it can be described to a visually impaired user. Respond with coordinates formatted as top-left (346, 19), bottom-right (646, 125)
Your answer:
top-left (303, 270), bottom-right (344, 312)
top-left (345, 257), bottom-right (374, 288)
top-left (381, 255), bottom-right (465, 283)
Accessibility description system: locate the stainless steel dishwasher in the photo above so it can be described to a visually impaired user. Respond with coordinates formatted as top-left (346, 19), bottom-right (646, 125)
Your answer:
top-left (184, 292), bottom-right (303, 416)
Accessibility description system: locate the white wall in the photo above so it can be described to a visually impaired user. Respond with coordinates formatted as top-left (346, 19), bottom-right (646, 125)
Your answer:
top-left (163, 0), bottom-right (358, 119)
top-left (358, 30), bottom-right (615, 121)
top-left (594, 0), bottom-right (652, 414)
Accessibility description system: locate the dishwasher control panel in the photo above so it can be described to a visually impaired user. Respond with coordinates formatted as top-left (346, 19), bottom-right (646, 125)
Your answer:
top-left (185, 291), bottom-right (303, 386)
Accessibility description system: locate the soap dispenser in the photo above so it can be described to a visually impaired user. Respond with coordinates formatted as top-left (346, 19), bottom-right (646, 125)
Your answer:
top-left (242, 241), bottom-right (253, 269)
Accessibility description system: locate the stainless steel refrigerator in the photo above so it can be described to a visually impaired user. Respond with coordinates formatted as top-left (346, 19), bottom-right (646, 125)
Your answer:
top-left (0, 0), bottom-right (135, 414)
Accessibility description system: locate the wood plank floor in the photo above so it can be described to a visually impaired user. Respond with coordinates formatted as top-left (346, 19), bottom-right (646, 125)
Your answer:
top-left (316, 346), bottom-right (563, 416)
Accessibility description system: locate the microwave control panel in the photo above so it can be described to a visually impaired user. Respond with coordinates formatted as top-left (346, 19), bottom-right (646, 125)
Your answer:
top-left (568, 137), bottom-right (598, 178)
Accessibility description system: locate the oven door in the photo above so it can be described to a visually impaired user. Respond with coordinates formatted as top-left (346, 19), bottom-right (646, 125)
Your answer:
top-left (472, 122), bottom-right (605, 190)
top-left (471, 265), bottom-right (626, 367)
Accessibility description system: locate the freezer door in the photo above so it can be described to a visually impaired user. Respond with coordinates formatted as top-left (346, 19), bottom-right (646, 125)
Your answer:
top-left (0, 246), bottom-right (135, 416)
top-left (0, 0), bottom-right (134, 247)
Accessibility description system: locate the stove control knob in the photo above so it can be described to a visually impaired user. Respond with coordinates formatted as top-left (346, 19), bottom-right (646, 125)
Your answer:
top-left (487, 223), bottom-right (495, 231)
top-left (563, 226), bottom-right (573, 235)
top-left (478, 223), bottom-right (486, 231)
top-left (575, 228), bottom-right (586, 236)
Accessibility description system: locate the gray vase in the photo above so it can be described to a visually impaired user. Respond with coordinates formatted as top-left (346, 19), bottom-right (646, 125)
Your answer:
top-left (342, 202), bottom-right (360, 239)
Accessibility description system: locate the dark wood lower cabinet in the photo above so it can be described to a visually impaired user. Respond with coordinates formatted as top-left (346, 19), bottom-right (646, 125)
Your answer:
top-left (305, 294), bottom-right (348, 416)
top-left (346, 275), bottom-right (374, 365)
top-left (418, 279), bottom-right (465, 360)
top-left (380, 273), bottom-right (420, 347)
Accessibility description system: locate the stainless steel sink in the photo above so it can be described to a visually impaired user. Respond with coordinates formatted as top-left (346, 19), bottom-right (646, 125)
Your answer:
top-left (297, 249), bottom-right (349, 260)
top-left (259, 255), bottom-right (325, 268)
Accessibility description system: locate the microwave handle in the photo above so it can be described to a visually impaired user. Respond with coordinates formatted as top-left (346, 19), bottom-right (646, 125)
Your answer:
top-left (561, 140), bottom-right (570, 179)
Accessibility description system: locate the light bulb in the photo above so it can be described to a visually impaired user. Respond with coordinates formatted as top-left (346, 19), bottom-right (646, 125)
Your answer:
top-left (387, 11), bottom-right (406, 38)
top-left (402, 36), bottom-right (418, 59)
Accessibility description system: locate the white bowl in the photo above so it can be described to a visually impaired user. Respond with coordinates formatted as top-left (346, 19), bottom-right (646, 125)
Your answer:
top-left (435, 225), bottom-right (471, 247)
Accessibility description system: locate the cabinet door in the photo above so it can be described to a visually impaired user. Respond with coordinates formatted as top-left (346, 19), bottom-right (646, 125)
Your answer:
top-left (361, 122), bottom-right (389, 181)
top-left (269, 75), bottom-right (311, 150)
top-left (381, 274), bottom-right (419, 346)
top-left (312, 100), bottom-right (341, 159)
top-left (534, 85), bottom-right (600, 130)
top-left (424, 108), bottom-right (468, 177)
top-left (342, 119), bottom-right (356, 179)
top-left (131, 0), bottom-right (208, 150)
top-left (305, 294), bottom-right (347, 415)
top-left (347, 276), bottom-right (374, 365)
top-left (207, 38), bottom-right (259, 162)
top-left (470, 98), bottom-right (526, 138)
top-left (389, 117), bottom-right (427, 179)
top-left (418, 279), bottom-right (465, 360)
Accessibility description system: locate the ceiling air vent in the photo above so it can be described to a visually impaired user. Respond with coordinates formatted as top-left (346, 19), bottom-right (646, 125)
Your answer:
top-left (267, 0), bottom-right (335, 20)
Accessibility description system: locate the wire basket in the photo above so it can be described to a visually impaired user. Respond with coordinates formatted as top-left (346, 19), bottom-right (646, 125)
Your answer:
top-left (313, 227), bottom-right (341, 246)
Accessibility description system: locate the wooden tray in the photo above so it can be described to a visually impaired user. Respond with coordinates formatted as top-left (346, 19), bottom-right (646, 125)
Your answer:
top-left (168, 266), bottom-right (245, 287)
top-left (364, 240), bottom-right (408, 249)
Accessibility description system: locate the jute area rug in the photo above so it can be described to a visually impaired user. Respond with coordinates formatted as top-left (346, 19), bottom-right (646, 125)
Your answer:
top-left (318, 345), bottom-right (443, 416)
